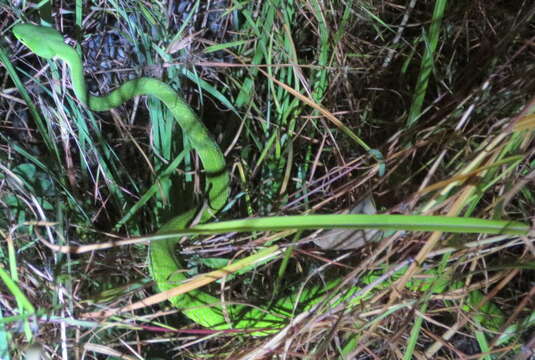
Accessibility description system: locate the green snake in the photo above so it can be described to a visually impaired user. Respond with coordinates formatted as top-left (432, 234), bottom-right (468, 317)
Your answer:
top-left (13, 23), bottom-right (529, 344)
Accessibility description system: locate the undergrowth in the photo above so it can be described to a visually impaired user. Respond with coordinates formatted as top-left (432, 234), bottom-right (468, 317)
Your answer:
top-left (0, 0), bottom-right (534, 359)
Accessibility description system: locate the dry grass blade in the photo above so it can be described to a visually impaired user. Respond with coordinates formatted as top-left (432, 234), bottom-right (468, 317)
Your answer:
top-left (82, 246), bottom-right (282, 318)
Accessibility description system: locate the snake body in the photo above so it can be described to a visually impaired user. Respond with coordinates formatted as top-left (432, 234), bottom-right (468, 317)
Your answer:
top-left (14, 24), bottom-right (524, 341)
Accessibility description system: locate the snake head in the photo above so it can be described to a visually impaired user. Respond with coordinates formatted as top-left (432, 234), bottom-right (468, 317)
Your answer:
top-left (12, 24), bottom-right (65, 59)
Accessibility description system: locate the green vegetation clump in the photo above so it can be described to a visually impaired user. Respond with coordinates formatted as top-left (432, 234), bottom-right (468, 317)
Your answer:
top-left (1, 1), bottom-right (534, 359)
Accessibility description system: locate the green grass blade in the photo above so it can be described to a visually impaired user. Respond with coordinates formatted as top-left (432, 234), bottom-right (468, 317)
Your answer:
top-left (406, 0), bottom-right (448, 126)
top-left (0, 46), bottom-right (57, 155)
top-left (0, 267), bottom-right (35, 341)
top-left (179, 67), bottom-right (239, 115)
top-left (474, 328), bottom-right (491, 360)
top-left (203, 40), bottom-right (251, 54)
top-left (404, 254), bottom-right (451, 359)
top-left (403, 302), bottom-right (427, 360)
top-left (114, 151), bottom-right (188, 230)
top-left (0, 307), bottom-right (10, 360)
top-left (235, 4), bottom-right (276, 107)
top-left (158, 214), bottom-right (528, 236)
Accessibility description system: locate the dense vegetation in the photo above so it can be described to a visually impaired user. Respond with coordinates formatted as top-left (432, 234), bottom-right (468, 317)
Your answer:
top-left (1, 1), bottom-right (534, 359)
